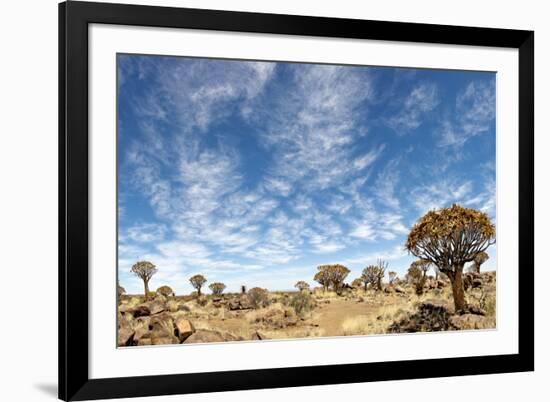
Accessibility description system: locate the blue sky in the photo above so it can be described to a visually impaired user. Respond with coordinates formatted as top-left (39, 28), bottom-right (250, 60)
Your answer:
top-left (117, 54), bottom-right (496, 295)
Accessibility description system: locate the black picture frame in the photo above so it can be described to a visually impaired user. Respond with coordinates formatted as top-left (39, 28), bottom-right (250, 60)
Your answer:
top-left (59, 1), bottom-right (534, 400)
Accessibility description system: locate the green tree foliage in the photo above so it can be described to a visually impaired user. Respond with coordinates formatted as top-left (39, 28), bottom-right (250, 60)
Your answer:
top-left (189, 274), bottom-right (207, 296)
top-left (208, 282), bottom-right (226, 295)
top-left (131, 261), bottom-right (157, 301)
top-left (406, 204), bottom-right (495, 311)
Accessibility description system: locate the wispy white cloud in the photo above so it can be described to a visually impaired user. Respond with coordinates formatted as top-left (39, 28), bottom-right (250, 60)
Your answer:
top-left (126, 223), bottom-right (166, 243)
top-left (438, 80), bottom-right (495, 148)
top-left (387, 83), bottom-right (439, 133)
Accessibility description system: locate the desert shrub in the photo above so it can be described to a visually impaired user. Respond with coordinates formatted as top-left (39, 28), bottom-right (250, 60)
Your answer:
top-left (209, 282), bottom-right (226, 295)
top-left (196, 296), bottom-right (208, 307)
top-left (248, 287), bottom-right (269, 309)
top-left (289, 292), bottom-right (315, 317)
top-left (156, 285), bottom-right (174, 298)
top-left (146, 291), bottom-right (157, 299)
top-left (167, 300), bottom-right (179, 313)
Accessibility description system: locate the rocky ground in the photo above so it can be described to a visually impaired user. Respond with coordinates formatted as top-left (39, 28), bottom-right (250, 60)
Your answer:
top-left (117, 271), bottom-right (496, 347)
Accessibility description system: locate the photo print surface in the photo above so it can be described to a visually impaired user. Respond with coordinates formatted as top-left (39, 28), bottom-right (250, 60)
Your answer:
top-left (116, 54), bottom-right (496, 347)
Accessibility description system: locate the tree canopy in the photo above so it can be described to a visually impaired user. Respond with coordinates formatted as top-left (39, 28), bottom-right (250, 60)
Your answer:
top-left (208, 282), bottom-right (226, 295)
top-left (406, 204), bottom-right (495, 272)
top-left (316, 264), bottom-right (350, 291)
top-left (131, 261), bottom-right (157, 282)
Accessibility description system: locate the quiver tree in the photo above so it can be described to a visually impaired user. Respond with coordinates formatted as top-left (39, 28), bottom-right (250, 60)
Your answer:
top-left (361, 259), bottom-right (387, 291)
top-left (189, 274), bottom-right (207, 296)
top-left (405, 204), bottom-right (495, 312)
top-left (156, 285), bottom-right (175, 298)
top-left (316, 264), bottom-right (351, 292)
top-left (131, 261), bottom-right (157, 301)
top-left (294, 281), bottom-right (310, 292)
top-left (410, 259), bottom-right (432, 280)
top-left (314, 269), bottom-right (331, 292)
top-left (470, 251), bottom-right (489, 273)
top-left (208, 282), bottom-right (226, 295)
top-left (406, 265), bottom-right (426, 295)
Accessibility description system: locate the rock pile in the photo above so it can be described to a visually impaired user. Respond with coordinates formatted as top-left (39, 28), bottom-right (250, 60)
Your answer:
top-left (388, 300), bottom-right (453, 333)
top-left (118, 296), bottom-right (244, 347)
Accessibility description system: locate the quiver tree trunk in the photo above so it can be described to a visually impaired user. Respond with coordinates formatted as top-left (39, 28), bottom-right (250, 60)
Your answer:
top-left (447, 267), bottom-right (466, 313)
top-left (144, 280), bottom-right (150, 301)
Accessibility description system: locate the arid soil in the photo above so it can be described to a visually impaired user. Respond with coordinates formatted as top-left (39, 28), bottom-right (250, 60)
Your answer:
top-left (117, 271), bottom-right (496, 347)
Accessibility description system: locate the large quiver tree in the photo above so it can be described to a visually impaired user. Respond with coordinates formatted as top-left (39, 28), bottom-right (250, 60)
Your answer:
top-left (131, 261), bottom-right (157, 301)
top-left (405, 204), bottom-right (495, 312)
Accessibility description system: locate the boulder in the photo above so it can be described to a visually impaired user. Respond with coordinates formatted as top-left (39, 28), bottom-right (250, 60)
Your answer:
top-left (228, 299), bottom-right (241, 310)
top-left (467, 305), bottom-right (486, 316)
top-left (131, 305), bottom-right (151, 318)
top-left (436, 280), bottom-right (446, 289)
top-left (137, 338), bottom-right (152, 346)
top-left (449, 314), bottom-right (491, 330)
top-left (388, 300), bottom-right (452, 333)
top-left (177, 304), bottom-right (191, 312)
top-left (184, 329), bottom-right (243, 344)
top-left (250, 330), bottom-right (268, 341)
top-left (239, 297), bottom-right (252, 310)
top-left (149, 313), bottom-right (176, 342)
top-left (394, 286), bottom-right (406, 294)
top-left (151, 336), bottom-right (177, 345)
top-left (175, 317), bottom-right (195, 342)
top-left (117, 326), bottom-right (134, 347)
top-left (145, 300), bottom-right (166, 315)
top-left (132, 316), bottom-right (151, 341)
top-left (472, 279), bottom-right (484, 289)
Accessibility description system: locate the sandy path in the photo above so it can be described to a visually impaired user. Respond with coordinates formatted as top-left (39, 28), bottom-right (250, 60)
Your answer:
top-left (309, 299), bottom-right (378, 336)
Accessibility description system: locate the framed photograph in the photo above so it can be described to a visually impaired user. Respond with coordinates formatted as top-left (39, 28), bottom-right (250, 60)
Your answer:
top-left (59, 1), bottom-right (534, 400)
